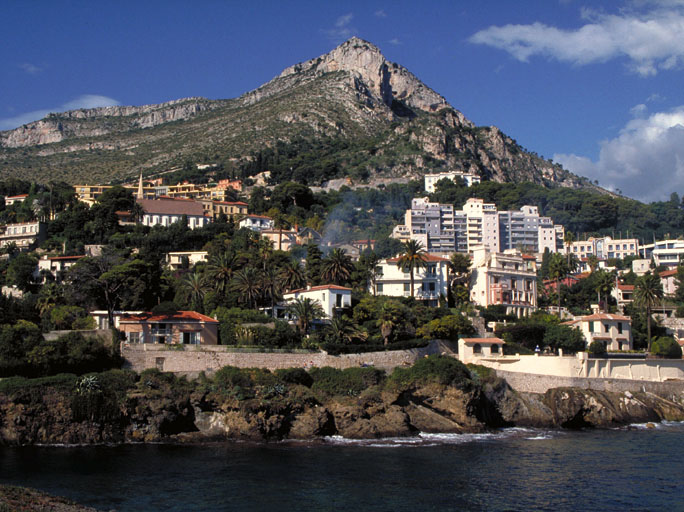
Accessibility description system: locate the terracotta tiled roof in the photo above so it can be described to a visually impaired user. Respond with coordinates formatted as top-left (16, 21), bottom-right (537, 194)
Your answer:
top-left (461, 337), bottom-right (505, 344)
top-left (386, 254), bottom-right (448, 263)
top-left (46, 255), bottom-right (85, 261)
top-left (659, 269), bottom-right (677, 278)
top-left (119, 311), bottom-right (218, 323)
top-left (6, 194), bottom-right (28, 199)
top-left (579, 313), bottom-right (631, 322)
top-left (138, 198), bottom-right (205, 216)
top-left (522, 254), bottom-right (537, 260)
top-left (285, 284), bottom-right (352, 294)
top-left (213, 201), bottom-right (248, 206)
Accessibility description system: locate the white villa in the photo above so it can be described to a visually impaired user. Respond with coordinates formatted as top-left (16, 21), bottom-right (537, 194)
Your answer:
top-left (563, 312), bottom-right (633, 351)
top-left (282, 284), bottom-right (352, 320)
top-left (374, 254), bottom-right (450, 306)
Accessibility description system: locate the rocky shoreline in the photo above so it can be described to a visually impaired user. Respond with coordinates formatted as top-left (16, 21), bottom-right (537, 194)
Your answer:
top-left (2, 370), bottom-right (684, 446)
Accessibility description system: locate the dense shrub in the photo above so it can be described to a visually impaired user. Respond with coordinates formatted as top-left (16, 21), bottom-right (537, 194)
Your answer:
top-left (26, 332), bottom-right (121, 376)
top-left (543, 324), bottom-right (586, 354)
top-left (502, 341), bottom-right (534, 355)
top-left (588, 340), bottom-right (607, 356)
top-left (416, 314), bottom-right (474, 340)
top-left (214, 365), bottom-right (252, 389)
top-left (275, 367), bottom-right (313, 387)
top-left (650, 337), bottom-right (683, 358)
top-left (0, 373), bottom-right (77, 397)
top-left (480, 305), bottom-right (517, 324)
top-left (500, 323), bottom-right (546, 350)
top-left (310, 366), bottom-right (386, 396)
top-left (389, 355), bottom-right (473, 390)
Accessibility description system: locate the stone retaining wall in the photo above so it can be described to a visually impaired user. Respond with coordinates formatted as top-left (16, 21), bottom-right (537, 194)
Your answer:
top-left (121, 340), bottom-right (458, 374)
top-left (495, 369), bottom-right (684, 396)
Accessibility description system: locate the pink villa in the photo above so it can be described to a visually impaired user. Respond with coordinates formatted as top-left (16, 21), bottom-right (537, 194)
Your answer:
top-left (119, 311), bottom-right (219, 345)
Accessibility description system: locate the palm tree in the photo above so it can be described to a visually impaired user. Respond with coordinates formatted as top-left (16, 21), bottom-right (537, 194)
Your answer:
top-left (279, 258), bottom-right (307, 292)
top-left (564, 231), bottom-right (575, 265)
top-left (321, 248), bottom-right (355, 285)
top-left (325, 317), bottom-right (368, 345)
top-left (594, 270), bottom-right (614, 312)
top-left (261, 266), bottom-right (284, 318)
top-left (272, 212), bottom-right (290, 252)
top-left (207, 251), bottom-right (238, 295)
top-left (359, 251), bottom-right (381, 295)
top-left (180, 271), bottom-right (207, 313)
top-left (396, 240), bottom-right (428, 297)
top-left (447, 252), bottom-right (471, 306)
top-left (377, 302), bottom-right (403, 345)
top-left (586, 254), bottom-right (600, 273)
top-left (286, 297), bottom-right (325, 335)
top-left (36, 283), bottom-right (61, 317)
top-left (549, 252), bottom-right (569, 315)
top-left (232, 267), bottom-right (262, 310)
top-left (634, 273), bottom-right (664, 352)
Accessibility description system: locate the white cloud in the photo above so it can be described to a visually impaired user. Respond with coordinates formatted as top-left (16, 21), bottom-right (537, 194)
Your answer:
top-left (0, 94), bottom-right (120, 131)
top-left (389, 38), bottom-right (401, 45)
top-left (469, 4), bottom-right (684, 75)
top-left (554, 105), bottom-right (684, 201)
top-left (323, 13), bottom-right (356, 43)
top-left (375, 9), bottom-right (387, 18)
top-left (19, 63), bottom-right (41, 75)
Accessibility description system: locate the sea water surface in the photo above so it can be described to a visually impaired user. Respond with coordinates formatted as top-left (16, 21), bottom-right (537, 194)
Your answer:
top-left (2, 423), bottom-right (684, 512)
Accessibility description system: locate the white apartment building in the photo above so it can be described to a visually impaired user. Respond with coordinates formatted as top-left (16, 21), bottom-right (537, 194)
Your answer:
top-left (35, 254), bottom-right (85, 283)
top-left (0, 221), bottom-right (46, 250)
top-left (424, 171), bottom-right (481, 192)
top-left (138, 198), bottom-right (211, 230)
top-left (469, 248), bottom-right (537, 317)
top-left (392, 197), bottom-right (563, 255)
top-left (165, 251), bottom-right (209, 271)
top-left (563, 312), bottom-right (633, 351)
top-left (238, 214), bottom-right (274, 231)
top-left (374, 254), bottom-right (450, 306)
top-left (567, 236), bottom-right (639, 260)
top-left (282, 285), bottom-right (352, 320)
top-left (641, 240), bottom-right (684, 269)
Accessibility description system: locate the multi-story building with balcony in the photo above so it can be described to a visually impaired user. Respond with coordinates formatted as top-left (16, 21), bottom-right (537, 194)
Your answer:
top-left (567, 236), bottom-right (639, 260)
top-left (373, 254), bottom-right (450, 306)
top-left (35, 254), bottom-right (85, 283)
top-left (640, 239), bottom-right (684, 269)
top-left (392, 197), bottom-right (563, 255)
top-left (119, 311), bottom-right (219, 345)
top-left (424, 170), bottom-right (481, 192)
top-left (469, 248), bottom-right (537, 317)
top-left (563, 312), bottom-right (633, 351)
top-left (0, 221), bottom-right (47, 251)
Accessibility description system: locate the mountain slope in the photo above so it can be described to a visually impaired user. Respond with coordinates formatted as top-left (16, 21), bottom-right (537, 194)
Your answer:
top-left (0, 37), bottom-right (589, 189)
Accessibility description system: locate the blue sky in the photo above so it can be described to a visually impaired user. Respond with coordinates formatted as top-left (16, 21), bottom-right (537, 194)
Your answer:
top-left (2, 0), bottom-right (684, 202)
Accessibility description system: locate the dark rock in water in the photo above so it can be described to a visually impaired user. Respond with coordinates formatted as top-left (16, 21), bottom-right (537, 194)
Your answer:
top-left (0, 484), bottom-right (97, 511)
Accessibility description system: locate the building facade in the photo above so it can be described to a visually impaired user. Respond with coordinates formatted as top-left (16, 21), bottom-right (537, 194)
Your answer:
top-left (374, 254), bottom-right (450, 306)
top-left (641, 240), bottom-right (684, 269)
top-left (424, 170), bottom-right (481, 192)
top-left (0, 221), bottom-right (46, 251)
top-left (282, 285), bottom-right (352, 320)
top-left (119, 311), bottom-right (219, 345)
top-left (469, 248), bottom-right (538, 317)
top-left (567, 236), bottom-right (640, 260)
top-left (138, 198), bottom-right (210, 229)
top-left (563, 313), bottom-right (633, 351)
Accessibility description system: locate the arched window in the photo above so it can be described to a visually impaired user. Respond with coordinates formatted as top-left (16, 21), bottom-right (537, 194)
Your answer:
top-left (491, 344), bottom-right (499, 354)
top-left (473, 343), bottom-right (482, 354)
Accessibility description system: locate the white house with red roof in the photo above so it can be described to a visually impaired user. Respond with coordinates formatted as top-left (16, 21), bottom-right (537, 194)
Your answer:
top-left (563, 312), bottom-right (633, 351)
top-left (282, 284), bottom-right (352, 320)
top-left (658, 269), bottom-right (679, 296)
top-left (4, 193), bottom-right (28, 206)
top-left (35, 254), bottom-right (85, 283)
top-left (458, 337), bottom-right (505, 362)
top-left (374, 254), bottom-right (450, 306)
top-left (119, 311), bottom-right (219, 345)
top-left (238, 214), bottom-right (274, 232)
top-left (138, 197), bottom-right (210, 229)
top-left (612, 283), bottom-right (634, 311)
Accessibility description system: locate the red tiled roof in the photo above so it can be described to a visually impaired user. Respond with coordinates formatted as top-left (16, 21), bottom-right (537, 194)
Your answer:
top-left (285, 284), bottom-right (352, 294)
top-left (6, 194), bottom-right (28, 199)
top-left (47, 255), bottom-right (85, 261)
top-left (618, 284), bottom-right (634, 290)
top-left (522, 254), bottom-right (537, 260)
top-left (138, 198), bottom-right (205, 216)
top-left (386, 254), bottom-right (448, 263)
top-left (461, 337), bottom-right (506, 344)
top-left (579, 313), bottom-right (631, 321)
top-left (119, 311), bottom-right (218, 323)
top-left (213, 201), bottom-right (248, 206)
top-left (659, 269), bottom-right (677, 278)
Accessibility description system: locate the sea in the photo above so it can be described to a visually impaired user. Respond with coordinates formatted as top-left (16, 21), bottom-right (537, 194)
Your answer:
top-left (1, 423), bottom-right (683, 512)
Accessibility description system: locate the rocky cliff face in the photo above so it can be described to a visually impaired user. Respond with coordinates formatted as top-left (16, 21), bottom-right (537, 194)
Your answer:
top-left (0, 98), bottom-right (223, 149)
top-left (2, 376), bottom-right (683, 445)
top-left (0, 38), bottom-right (589, 189)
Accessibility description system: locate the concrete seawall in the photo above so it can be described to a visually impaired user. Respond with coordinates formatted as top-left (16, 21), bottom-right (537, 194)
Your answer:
top-left (121, 340), bottom-right (458, 374)
top-left (495, 369), bottom-right (684, 396)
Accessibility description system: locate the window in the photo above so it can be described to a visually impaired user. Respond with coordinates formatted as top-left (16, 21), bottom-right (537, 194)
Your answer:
top-left (473, 343), bottom-right (482, 354)
top-left (618, 322), bottom-right (623, 334)
top-left (336, 293), bottom-right (343, 308)
top-left (182, 332), bottom-right (200, 345)
top-left (376, 283), bottom-right (383, 293)
top-left (589, 321), bottom-right (595, 332)
top-left (491, 344), bottom-right (499, 354)
top-left (604, 323), bottom-right (610, 333)
top-left (404, 283), bottom-right (410, 293)
top-left (128, 332), bottom-right (141, 343)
